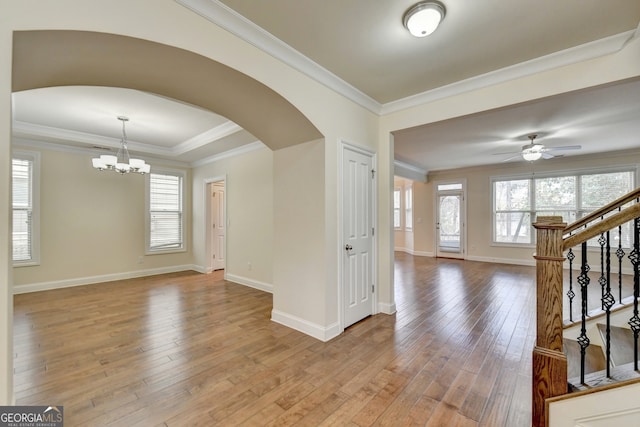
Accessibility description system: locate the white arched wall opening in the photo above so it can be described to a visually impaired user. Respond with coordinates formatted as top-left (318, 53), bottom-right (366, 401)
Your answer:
top-left (4, 28), bottom-right (330, 405)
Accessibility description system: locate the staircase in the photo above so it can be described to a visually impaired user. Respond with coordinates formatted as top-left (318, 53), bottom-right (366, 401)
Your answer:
top-left (531, 188), bottom-right (640, 427)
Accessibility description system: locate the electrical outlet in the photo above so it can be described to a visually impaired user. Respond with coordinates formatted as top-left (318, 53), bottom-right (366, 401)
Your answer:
top-left (138, 256), bottom-right (144, 264)
top-left (247, 261), bottom-right (252, 271)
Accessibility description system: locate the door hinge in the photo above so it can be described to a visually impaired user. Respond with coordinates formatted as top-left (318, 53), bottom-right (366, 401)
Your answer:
top-left (372, 284), bottom-right (375, 293)
top-left (371, 169), bottom-right (376, 179)
top-left (372, 227), bottom-right (375, 236)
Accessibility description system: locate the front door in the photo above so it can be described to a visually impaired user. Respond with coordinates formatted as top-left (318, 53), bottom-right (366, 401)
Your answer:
top-left (342, 144), bottom-right (375, 328)
top-left (436, 182), bottom-right (465, 259)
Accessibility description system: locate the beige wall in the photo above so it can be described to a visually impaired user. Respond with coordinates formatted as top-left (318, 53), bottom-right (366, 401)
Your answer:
top-left (191, 146), bottom-right (274, 289)
top-left (12, 147), bottom-right (193, 290)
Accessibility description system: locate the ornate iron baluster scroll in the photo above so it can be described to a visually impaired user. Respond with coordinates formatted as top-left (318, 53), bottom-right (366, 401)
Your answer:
top-left (577, 241), bottom-right (591, 384)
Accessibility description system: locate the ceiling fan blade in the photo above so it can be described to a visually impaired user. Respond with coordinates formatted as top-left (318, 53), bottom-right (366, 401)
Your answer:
top-left (500, 154), bottom-right (522, 162)
top-left (546, 145), bottom-right (581, 151)
top-left (493, 150), bottom-right (520, 156)
top-left (541, 152), bottom-right (555, 159)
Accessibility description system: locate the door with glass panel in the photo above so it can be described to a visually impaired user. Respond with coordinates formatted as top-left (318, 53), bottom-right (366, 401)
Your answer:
top-left (436, 182), bottom-right (465, 259)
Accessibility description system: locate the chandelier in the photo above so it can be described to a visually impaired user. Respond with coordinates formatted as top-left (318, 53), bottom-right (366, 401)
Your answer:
top-left (91, 116), bottom-right (150, 174)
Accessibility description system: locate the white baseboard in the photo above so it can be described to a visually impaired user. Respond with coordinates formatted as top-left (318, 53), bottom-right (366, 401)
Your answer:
top-left (395, 248), bottom-right (434, 257)
top-left (378, 302), bottom-right (397, 315)
top-left (225, 273), bottom-right (273, 294)
top-left (466, 255), bottom-right (535, 266)
top-left (12, 264), bottom-right (199, 295)
top-left (271, 309), bottom-right (341, 342)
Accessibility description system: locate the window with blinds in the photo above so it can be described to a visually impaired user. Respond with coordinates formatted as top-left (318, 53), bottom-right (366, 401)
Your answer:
top-left (12, 151), bottom-right (39, 265)
top-left (492, 168), bottom-right (635, 246)
top-left (148, 171), bottom-right (184, 252)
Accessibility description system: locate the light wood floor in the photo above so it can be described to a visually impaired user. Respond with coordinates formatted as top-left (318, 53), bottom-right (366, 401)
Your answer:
top-left (14, 255), bottom-right (537, 426)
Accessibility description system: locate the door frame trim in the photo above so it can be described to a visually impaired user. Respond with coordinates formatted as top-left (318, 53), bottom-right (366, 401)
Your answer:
top-left (338, 140), bottom-right (377, 332)
top-left (433, 179), bottom-right (467, 259)
top-left (204, 175), bottom-right (227, 275)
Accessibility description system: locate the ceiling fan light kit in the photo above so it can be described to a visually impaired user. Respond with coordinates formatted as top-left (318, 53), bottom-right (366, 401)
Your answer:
top-left (91, 116), bottom-right (150, 175)
top-left (403, 1), bottom-right (446, 37)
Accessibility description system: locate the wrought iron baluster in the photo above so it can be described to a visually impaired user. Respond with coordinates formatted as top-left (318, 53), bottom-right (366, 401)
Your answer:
top-left (598, 231), bottom-right (606, 310)
top-left (577, 241), bottom-right (591, 384)
top-left (602, 231), bottom-right (615, 377)
top-left (567, 248), bottom-right (575, 322)
top-left (616, 214), bottom-right (624, 304)
top-left (628, 217), bottom-right (640, 371)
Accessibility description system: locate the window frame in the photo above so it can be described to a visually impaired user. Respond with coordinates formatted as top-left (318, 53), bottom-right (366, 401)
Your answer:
top-left (405, 186), bottom-right (413, 230)
top-left (393, 186), bottom-right (402, 230)
top-left (491, 166), bottom-right (637, 248)
top-left (146, 168), bottom-right (186, 255)
top-left (12, 150), bottom-right (40, 267)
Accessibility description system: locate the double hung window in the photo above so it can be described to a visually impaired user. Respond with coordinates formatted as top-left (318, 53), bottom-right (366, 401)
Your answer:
top-left (147, 170), bottom-right (185, 253)
top-left (12, 151), bottom-right (40, 265)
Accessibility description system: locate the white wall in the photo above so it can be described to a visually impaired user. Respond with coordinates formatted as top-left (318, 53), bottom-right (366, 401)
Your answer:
top-left (191, 145), bottom-right (274, 291)
top-left (272, 139), bottom-right (334, 339)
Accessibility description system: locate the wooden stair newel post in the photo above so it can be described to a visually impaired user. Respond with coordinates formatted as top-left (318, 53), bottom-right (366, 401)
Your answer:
top-left (532, 216), bottom-right (568, 427)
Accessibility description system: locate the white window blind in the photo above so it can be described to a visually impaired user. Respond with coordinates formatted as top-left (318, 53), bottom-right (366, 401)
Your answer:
top-left (393, 187), bottom-right (401, 229)
top-left (148, 172), bottom-right (184, 252)
top-left (405, 187), bottom-right (413, 230)
top-left (13, 158), bottom-right (32, 261)
top-left (492, 169), bottom-right (635, 246)
top-left (12, 151), bottom-right (39, 265)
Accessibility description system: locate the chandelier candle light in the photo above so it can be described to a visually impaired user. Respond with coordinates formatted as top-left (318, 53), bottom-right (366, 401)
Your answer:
top-left (92, 116), bottom-right (150, 174)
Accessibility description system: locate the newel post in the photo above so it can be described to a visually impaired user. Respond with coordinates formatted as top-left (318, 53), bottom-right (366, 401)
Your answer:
top-left (532, 216), bottom-right (567, 427)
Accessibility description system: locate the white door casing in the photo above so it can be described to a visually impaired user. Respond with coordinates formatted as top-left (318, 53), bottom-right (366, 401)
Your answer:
top-left (211, 182), bottom-right (226, 270)
top-left (342, 144), bottom-right (376, 328)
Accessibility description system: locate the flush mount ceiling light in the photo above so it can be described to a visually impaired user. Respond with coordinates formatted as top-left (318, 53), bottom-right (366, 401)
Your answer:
top-left (403, 1), bottom-right (446, 37)
top-left (92, 116), bottom-right (150, 174)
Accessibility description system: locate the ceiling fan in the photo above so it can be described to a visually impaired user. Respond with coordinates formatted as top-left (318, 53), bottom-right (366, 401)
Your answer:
top-left (494, 134), bottom-right (581, 162)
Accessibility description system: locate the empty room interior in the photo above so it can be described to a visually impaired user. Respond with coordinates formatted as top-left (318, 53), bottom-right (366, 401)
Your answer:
top-left (2, 1), bottom-right (640, 426)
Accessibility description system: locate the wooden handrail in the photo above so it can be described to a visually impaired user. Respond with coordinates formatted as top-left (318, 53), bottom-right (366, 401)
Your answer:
top-left (564, 187), bottom-right (640, 235)
top-left (563, 203), bottom-right (640, 250)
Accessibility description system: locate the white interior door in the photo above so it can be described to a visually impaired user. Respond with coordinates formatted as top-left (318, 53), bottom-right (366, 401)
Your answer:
top-left (435, 182), bottom-right (465, 259)
top-left (211, 182), bottom-right (226, 270)
top-left (342, 145), bottom-right (375, 328)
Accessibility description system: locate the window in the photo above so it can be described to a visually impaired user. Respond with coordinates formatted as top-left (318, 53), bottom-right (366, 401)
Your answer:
top-left (405, 186), bottom-right (413, 230)
top-left (493, 169), bottom-right (635, 246)
top-left (393, 187), bottom-right (401, 229)
top-left (12, 151), bottom-right (40, 266)
top-left (147, 170), bottom-right (185, 253)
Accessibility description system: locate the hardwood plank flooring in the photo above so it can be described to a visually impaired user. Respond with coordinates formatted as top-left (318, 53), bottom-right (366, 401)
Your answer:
top-left (14, 256), bottom-right (539, 426)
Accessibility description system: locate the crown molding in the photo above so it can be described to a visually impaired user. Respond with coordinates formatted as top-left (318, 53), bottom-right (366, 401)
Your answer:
top-left (12, 120), bottom-right (243, 157)
top-left (174, 0), bottom-right (381, 113)
top-left (190, 140), bottom-right (265, 168)
top-left (12, 137), bottom-right (190, 168)
top-left (175, 0), bottom-right (635, 117)
top-left (380, 30), bottom-right (635, 115)
top-left (394, 160), bottom-right (428, 182)
top-left (173, 121), bottom-right (242, 154)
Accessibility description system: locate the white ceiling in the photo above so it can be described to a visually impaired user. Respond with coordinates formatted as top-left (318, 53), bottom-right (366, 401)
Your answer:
top-left (11, 1), bottom-right (640, 172)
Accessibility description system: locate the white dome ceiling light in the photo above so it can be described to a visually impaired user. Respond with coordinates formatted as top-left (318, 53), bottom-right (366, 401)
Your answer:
top-left (403, 1), bottom-right (446, 38)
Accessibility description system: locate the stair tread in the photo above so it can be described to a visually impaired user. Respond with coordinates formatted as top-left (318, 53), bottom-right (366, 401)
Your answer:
top-left (568, 361), bottom-right (640, 392)
top-left (564, 338), bottom-right (606, 379)
top-left (597, 323), bottom-right (637, 366)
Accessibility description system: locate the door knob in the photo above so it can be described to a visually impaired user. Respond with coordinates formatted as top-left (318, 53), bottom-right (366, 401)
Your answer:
top-left (345, 244), bottom-right (353, 251)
